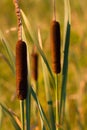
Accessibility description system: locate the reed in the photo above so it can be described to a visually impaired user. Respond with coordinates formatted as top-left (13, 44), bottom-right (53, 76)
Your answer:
top-left (51, 1), bottom-right (61, 130)
top-left (13, 1), bottom-right (28, 130)
top-left (0, 0), bottom-right (71, 130)
top-left (31, 45), bottom-right (39, 127)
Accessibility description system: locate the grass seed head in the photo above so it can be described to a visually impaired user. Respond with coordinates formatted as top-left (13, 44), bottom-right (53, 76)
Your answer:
top-left (16, 40), bottom-right (28, 100)
top-left (50, 20), bottom-right (61, 74)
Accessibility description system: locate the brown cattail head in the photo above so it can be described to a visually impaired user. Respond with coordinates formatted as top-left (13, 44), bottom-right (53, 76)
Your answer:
top-left (31, 46), bottom-right (38, 81)
top-left (50, 20), bottom-right (61, 74)
top-left (16, 40), bottom-right (28, 100)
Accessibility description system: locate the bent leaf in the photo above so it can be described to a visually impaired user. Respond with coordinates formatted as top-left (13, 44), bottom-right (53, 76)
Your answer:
top-left (30, 87), bottom-right (51, 130)
top-left (21, 9), bottom-right (54, 82)
top-left (0, 30), bottom-right (15, 74)
top-left (0, 103), bottom-right (21, 130)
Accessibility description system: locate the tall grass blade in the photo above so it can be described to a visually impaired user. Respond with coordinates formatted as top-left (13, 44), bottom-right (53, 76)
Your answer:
top-left (38, 28), bottom-right (55, 130)
top-left (0, 103), bottom-right (21, 130)
top-left (0, 30), bottom-right (15, 73)
top-left (20, 10), bottom-right (54, 82)
top-left (59, 0), bottom-right (71, 124)
top-left (30, 86), bottom-right (51, 130)
top-left (40, 117), bottom-right (46, 130)
top-left (0, 105), bottom-right (3, 129)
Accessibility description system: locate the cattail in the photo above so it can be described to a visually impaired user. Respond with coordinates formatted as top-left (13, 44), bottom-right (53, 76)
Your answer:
top-left (31, 47), bottom-right (38, 81)
top-left (16, 40), bottom-right (28, 100)
top-left (50, 20), bottom-right (61, 74)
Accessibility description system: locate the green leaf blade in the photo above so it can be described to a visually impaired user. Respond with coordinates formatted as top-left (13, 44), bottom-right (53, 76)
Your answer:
top-left (30, 87), bottom-right (51, 130)
top-left (0, 30), bottom-right (15, 74)
top-left (60, 0), bottom-right (71, 124)
top-left (0, 103), bottom-right (21, 130)
top-left (20, 9), bottom-right (54, 82)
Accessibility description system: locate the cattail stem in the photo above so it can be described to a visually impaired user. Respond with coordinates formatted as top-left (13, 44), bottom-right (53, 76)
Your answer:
top-left (36, 81), bottom-right (38, 96)
top-left (53, 0), bottom-right (56, 20)
top-left (20, 100), bottom-right (25, 130)
top-left (32, 80), bottom-right (38, 124)
top-left (31, 45), bottom-right (38, 124)
top-left (55, 74), bottom-right (59, 130)
top-left (55, 75), bottom-right (62, 130)
top-left (26, 84), bottom-right (31, 130)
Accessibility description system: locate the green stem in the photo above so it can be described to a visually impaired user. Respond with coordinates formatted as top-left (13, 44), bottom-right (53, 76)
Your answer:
top-left (26, 86), bottom-right (31, 130)
top-left (53, 0), bottom-right (56, 20)
top-left (20, 100), bottom-right (25, 130)
top-left (55, 74), bottom-right (58, 130)
top-left (55, 74), bottom-right (60, 130)
top-left (33, 80), bottom-right (38, 124)
top-left (36, 81), bottom-right (38, 96)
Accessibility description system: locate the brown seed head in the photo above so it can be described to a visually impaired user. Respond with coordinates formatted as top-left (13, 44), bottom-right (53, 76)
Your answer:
top-left (50, 20), bottom-right (61, 74)
top-left (31, 47), bottom-right (38, 81)
top-left (16, 40), bottom-right (28, 100)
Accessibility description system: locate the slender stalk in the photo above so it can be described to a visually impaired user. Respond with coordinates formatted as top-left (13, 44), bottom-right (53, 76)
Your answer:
top-left (53, 0), bottom-right (56, 20)
top-left (26, 86), bottom-right (31, 130)
top-left (36, 81), bottom-right (38, 97)
top-left (55, 75), bottom-right (62, 130)
top-left (40, 116), bottom-right (46, 130)
top-left (55, 74), bottom-right (59, 130)
top-left (25, 43), bottom-right (31, 130)
top-left (20, 100), bottom-right (25, 130)
top-left (35, 80), bottom-right (45, 130)
top-left (33, 80), bottom-right (38, 124)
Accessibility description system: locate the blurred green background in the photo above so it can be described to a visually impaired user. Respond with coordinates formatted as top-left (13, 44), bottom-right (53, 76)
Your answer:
top-left (0, 0), bottom-right (87, 130)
